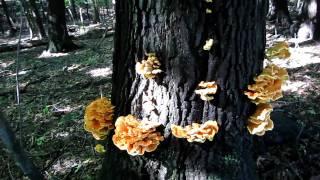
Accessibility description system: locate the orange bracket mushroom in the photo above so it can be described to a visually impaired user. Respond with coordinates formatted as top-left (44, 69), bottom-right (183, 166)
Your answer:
top-left (112, 115), bottom-right (164, 156)
top-left (84, 97), bottom-right (114, 140)
top-left (244, 64), bottom-right (288, 104)
top-left (171, 120), bottom-right (219, 143)
top-left (195, 81), bottom-right (218, 101)
top-left (135, 53), bottom-right (162, 79)
top-left (247, 103), bottom-right (274, 136)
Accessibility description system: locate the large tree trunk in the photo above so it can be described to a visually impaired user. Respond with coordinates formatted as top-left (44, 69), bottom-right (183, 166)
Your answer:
top-left (1, 0), bottom-right (17, 36)
top-left (101, 0), bottom-right (267, 179)
top-left (47, 0), bottom-right (76, 52)
top-left (296, 0), bottom-right (320, 40)
top-left (29, 0), bottom-right (47, 38)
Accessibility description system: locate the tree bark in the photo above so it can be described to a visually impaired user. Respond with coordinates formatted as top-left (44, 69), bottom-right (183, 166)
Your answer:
top-left (268, 0), bottom-right (292, 24)
top-left (101, 0), bottom-right (267, 179)
top-left (47, 0), bottom-right (77, 52)
top-left (92, 0), bottom-right (100, 23)
top-left (29, 0), bottom-right (47, 38)
top-left (1, 0), bottom-right (17, 36)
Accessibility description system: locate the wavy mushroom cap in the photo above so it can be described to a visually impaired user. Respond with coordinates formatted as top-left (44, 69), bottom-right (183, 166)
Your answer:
top-left (135, 54), bottom-right (162, 79)
top-left (266, 41), bottom-right (291, 60)
top-left (245, 64), bottom-right (288, 104)
top-left (112, 115), bottom-right (164, 156)
top-left (247, 103), bottom-right (274, 136)
top-left (195, 81), bottom-right (218, 101)
top-left (84, 97), bottom-right (114, 140)
top-left (171, 120), bottom-right (219, 143)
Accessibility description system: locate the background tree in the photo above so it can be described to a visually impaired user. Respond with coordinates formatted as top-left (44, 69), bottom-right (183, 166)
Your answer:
top-left (29, 0), bottom-right (47, 38)
top-left (268, 0), bottom-right (293, 25)
top-left (296, 0), bottom-right (320, 40)
top-left (47, 0), bottom-right (76, 52)
top-left (1, 0), bottom-right (17, 36)
top-left (92, 0), bottom-right (100, 23)
top-left (101, 0), bottom-right (267, 179)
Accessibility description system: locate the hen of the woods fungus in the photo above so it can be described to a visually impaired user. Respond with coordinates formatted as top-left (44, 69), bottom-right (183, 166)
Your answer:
top-left (247, 103), bottom-right (274, 136)
top-left (203, 39), bottom-right (214, 51)
top-left (135, 53), bottom-right (162, 79)
top-left (112, 115), bottom-right (164, 156)
top-left (84, 97), bottom-right (114, 140)
top-left (195, 81), bottom-right (218, 101)
top-left (171, 120), bottom-right (219, 143)
top-left (244, 64), bottom-right (288, 104)
top-left (266, 41), bottom-right (291, 60)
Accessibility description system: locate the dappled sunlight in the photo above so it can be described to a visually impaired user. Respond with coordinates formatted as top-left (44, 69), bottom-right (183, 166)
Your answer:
top-left (87, 67), bottom-right (112, 77)
top-left (282, 80), bottom-right (310, 94)
top-left (0, 61), bottom-right (14, 68)
top-left (38, 51), bottom-right (70, 59)
top-left (8, 70), bottom-right (30, 76)
top-left (271, 43), bottom-right (320, 69)
top-left (63, 64), bottom-right (82, 71)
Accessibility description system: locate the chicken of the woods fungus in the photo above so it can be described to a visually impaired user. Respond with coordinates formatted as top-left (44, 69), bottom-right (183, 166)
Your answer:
top-left (203, 39), bottom-right (214, 51)
top-left (195, 81), bottom-right (218, 101)
top-left (135, 53), bottom-right (162, 79)
top-left (266, 41), bottom-right (291, 60)
top-left (247, 103), bottom-right (274, 136)
top-left (244, 64), bottom-right (288, 104)
top-left (84, 97), bottom-right (114, 140)
top-left (171, 120), bottom-right (219, 143)
top-left (112, 115), bottom-right (164, 156)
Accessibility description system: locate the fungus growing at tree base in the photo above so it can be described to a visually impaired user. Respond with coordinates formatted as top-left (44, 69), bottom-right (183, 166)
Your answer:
top-left (84, 97), bottom-right (114, 140)
top-left (171, 120), bottom-right (219, 143)
top-left (266, 41), bottom-right (291, 60)
top-left (112, 115), bottom-right (164, 156)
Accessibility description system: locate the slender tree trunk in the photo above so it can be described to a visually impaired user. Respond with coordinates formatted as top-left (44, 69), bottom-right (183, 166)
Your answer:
top-left (101, 0), bottom-right (267, 179)
top-left (29, 0), bottom-right (47, 38)
top-left (268, 0), bottom-right (292, 24)
top-left (70, 0), bottom-right (78, 20)
top-left (47, 0), bottom-right (77, 52)
top-left (20, 0), bottom-right (40, 39)
top-left (0, 112), bottom-right (44, 180)
top-left (1, 0), bottom-right (17, 36)
top-left (92, 0), bottom-right (100, 23)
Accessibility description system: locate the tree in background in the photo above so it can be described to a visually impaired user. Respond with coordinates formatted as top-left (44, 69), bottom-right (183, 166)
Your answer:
top-left (92, 0), bottom-right (100, 23)
top-left (47, 0), bottom-right (77, 52)
top-left (29, 0), bottom-right (46, 38)
top-left (268, 0), bottom-right (293, 25)
top-left (101, 0), bottom-right (267, 179)
top-left (0, 0), bottom-right (17, 36)
top-left (297, 0), bottom-right (320, 40)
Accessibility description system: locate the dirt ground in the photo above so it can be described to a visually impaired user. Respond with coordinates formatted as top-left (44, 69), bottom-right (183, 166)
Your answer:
top-left (0, 29), bottom-right (320, 180)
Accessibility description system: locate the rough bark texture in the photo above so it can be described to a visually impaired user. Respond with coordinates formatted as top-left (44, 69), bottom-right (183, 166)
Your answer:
top-left (47, 0), bottom-right (76, 52)
top-left (102, 0), bottom-right (267, 179)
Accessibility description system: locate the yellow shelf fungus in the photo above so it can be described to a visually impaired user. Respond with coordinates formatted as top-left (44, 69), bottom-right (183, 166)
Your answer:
top-left (112, 115), bottom-right (164, 156)
top-left (206, 9), bottom-right (213, 14)
top-left (247, 103), bottom-right (274, 136)
top-left (244, 64), bottom-right (288, 104)
top-left (195, 81), bottom-right (218, 101)
top-left (266, 41), bottom-right (291, 60)
top-left (203, 39), bottom-right (214, 51)
top-left (171, 120), bottom-right (219, 143)
top-left (84, 97), bottom-right (114, 140)
top-left (135, 53), bottom-right (162, 79)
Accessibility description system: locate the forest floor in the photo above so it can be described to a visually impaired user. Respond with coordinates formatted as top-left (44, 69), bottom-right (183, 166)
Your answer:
top-left (0, 28), bottom-right (320, 179)
top-left (0, 34), bottom-right (113, 179)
